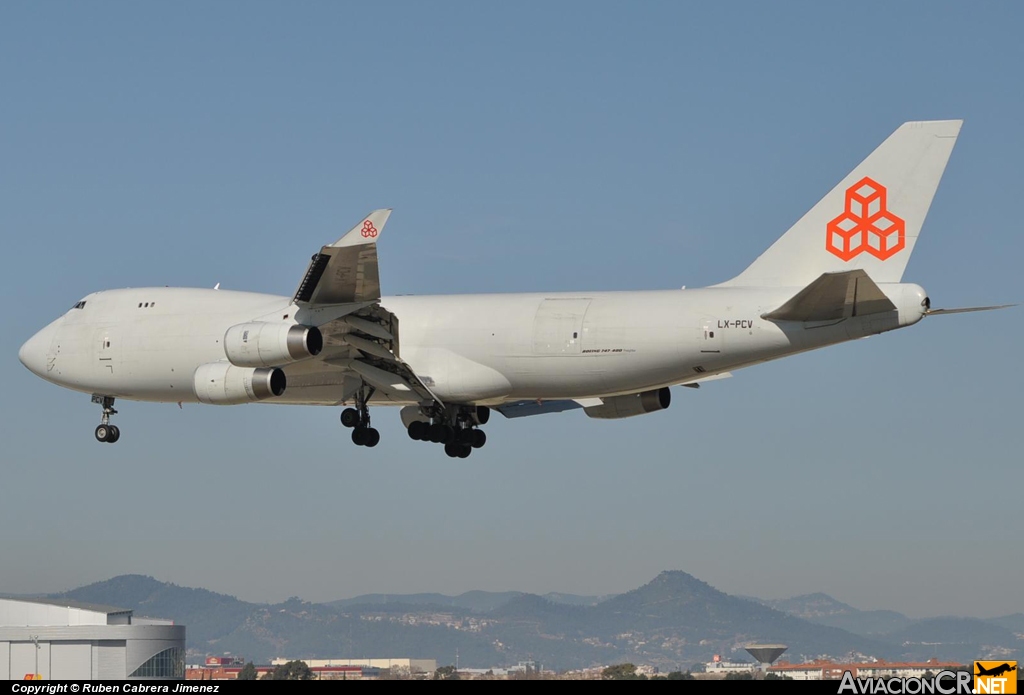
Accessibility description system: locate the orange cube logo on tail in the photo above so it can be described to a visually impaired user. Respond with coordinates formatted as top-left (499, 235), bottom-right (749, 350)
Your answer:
top-left (826, 177), bottom-right (905, 261)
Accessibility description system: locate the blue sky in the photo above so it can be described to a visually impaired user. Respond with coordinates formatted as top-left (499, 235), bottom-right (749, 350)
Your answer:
top-left (2, 3), bottom-right (1021, 619)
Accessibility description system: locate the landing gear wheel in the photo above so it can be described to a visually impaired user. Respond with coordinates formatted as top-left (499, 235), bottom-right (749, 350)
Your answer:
top-left (408, 421), bottom-right (426, 441)
top-left (92, 395), bottom-right (119, 444)
top-left (444, 442), bottom-right (461, 458)
top-left (352, 427), bottom-right (368, 446)
top-left (340, 408), bottom-right (360, 428)
top-left (457, 445), bottom-right (471, 459)
top-left (440, 425), bottom-right (456, 444)
top-left (471, 429), bottom-right (486, 449)
top-left (456, 428), bottom-right (474, 446)
top-left (364, 428), bottom-right (380, 448)
top-left (476, 406), bottom-right (491, 425)
top-left (428, 424), bottom-right (445, 444)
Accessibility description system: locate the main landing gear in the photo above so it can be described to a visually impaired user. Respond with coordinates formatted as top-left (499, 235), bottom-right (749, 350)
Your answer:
top-left (407, 405), bottom-right (489, 458)
top-left (340, 388), bottom-right (380, 447)
top-left (92, 395), bottom-right (121, 444)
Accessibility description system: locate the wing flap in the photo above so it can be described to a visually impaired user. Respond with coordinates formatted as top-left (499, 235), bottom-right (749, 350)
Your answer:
top-left (762, 269), bottom-right (896, 322)
top-left (495, 400), bottom-right (584, 419)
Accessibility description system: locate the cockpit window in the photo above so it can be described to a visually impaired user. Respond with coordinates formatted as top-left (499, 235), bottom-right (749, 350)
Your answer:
top-left (71, 300), bottom-right (87, 310)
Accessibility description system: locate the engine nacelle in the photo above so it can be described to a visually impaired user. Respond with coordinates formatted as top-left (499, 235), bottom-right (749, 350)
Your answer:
top-left (223, 322), bottom-right (323, 368)
top-left (193, 362), bottom-right (287, 405)
top-left (584, 387), bottom-right (671, 420)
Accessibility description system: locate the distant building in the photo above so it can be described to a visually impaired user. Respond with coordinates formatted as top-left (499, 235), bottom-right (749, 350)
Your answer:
top-left (187, 664), bottom-right (369, 680)
top-left (270, 657), bottom-right (437, 675)
top-left (705, 657), bottom-right (755, 675)
top-left (0, 597), bottom-right (185, 679)
top-left (769, 659), bottom-right (963, 681)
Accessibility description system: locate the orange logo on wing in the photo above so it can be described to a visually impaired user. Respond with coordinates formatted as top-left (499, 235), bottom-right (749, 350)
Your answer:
top-left (826, 177), bottom-right (905, 261)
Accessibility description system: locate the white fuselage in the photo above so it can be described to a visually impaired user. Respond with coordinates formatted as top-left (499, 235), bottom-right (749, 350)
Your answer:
top-left (19, 284), bottom-right (928, 408)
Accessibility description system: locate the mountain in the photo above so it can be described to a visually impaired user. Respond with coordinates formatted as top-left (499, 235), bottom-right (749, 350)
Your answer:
top-left (46, 572), bottom-right (1023, 670)
top-left (881, 618), bottom-right (1021, 662)
top-left (57, 576), bottom-right (503, 667)
top-left (987, 614), bottom-right (1024, 635)
top-left (757, 592), bottom-right (1024, 663)
top-left (330, 590), bottom-right (609, 613)
top-left (760, 592), bottom-right (912, 635)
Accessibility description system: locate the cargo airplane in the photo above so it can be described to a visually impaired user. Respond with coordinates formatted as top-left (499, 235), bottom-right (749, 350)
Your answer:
top-left (19, 120), bottom-right (1010, 457)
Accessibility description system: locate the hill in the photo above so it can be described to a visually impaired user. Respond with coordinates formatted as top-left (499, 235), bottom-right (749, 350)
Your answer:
top-left (47, 572), bottom-right (1023, 670)
top-left (330, 590), bottom-right (608, 613)
top-left (760, 592), bottom-right (912, 635)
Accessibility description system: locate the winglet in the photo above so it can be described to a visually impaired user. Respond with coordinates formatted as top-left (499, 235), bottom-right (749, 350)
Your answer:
top-left (330, 209), bottom-right (392, 248)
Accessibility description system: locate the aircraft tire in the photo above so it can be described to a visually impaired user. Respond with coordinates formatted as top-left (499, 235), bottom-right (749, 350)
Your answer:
top-left (444, 442), bottom-right (461, 458)
top-left (340, 408), bottom-right (360, 428)
top-left (457, 445), bottom-right (471, 459)
top-left (441, 425), bottom-right (456, 444)
top-left (95, 425), bottom-right (110, 443)
top-left (365, 428), bottom-right (380, 447)
top-left (471, 430), bottom-right (486, 449)
top-left (408, 421), bottom-right (426, 440)
top-left (108, 426), bottom-right (121, 443)
top-left (428, 424), bottom-right (445, 443)
top-left (352, 427), bottom-right (368, 446)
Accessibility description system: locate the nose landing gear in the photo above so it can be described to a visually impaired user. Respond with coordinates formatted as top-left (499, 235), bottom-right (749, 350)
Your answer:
top-left (91, 395), bottom-right (120, 444)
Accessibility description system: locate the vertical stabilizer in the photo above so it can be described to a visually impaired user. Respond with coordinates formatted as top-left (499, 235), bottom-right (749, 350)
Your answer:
top-left (719, 120), bottom-right (961, 287)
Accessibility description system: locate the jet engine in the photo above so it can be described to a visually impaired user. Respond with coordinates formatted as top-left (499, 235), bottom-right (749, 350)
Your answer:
top-left (583, 387), bottom-right (671, 419)
top-left (223, 322), bottom-right (323, 368)
top-left (193, 362), bottom-right (287, 405)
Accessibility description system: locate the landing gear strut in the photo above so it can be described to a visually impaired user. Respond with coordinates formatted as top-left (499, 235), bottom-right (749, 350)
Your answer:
top-left (340, 386), bottom-right (380, 447)
top-left (407, 405), bottom-right (488, 458)
top-left (91, 395), bottom-right (120, 444)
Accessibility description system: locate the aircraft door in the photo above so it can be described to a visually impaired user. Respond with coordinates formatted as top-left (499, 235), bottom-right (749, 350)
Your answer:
top-left (94, 327), bottom-right (122, 375)
top-left (700, 321), bottom-right (722, 353)
top-left (532, 299), bottom-right (592, 355)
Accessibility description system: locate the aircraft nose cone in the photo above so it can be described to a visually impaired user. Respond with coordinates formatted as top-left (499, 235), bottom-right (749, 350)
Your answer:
top-left (19, 321), bottom-right (58, 377)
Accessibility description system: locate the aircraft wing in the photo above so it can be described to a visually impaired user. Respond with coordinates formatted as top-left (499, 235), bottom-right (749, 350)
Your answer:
top-left (290, 210), bottom-right (442, 407)
top-left (294, 209), bottom-right (391, 306)
top-left (762, 269), bottom-right (896, 322)
top-left (495, 375), bottom-right (732, 418)
top-left (495, 399), bottom-right (589, 419)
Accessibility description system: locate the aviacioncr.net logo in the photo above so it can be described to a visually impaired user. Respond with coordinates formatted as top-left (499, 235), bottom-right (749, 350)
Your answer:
top-left (975, 661), bottom-right (1017, 694)
top-left (838, 670), bottom-right (972, 694)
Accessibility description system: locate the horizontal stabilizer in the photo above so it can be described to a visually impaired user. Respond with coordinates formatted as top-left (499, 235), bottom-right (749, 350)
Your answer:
top-left (926, 304), bottom-right (1016, 316)
top-left (762, 270), bottom-right (895, 322)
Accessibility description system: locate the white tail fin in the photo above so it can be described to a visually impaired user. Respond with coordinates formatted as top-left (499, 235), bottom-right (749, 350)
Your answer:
top-left (719, 120), bottom-right (962, 287)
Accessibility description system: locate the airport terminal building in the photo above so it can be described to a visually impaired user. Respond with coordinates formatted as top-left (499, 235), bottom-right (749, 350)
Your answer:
top-left (0, 597), bottom-right (185, 679)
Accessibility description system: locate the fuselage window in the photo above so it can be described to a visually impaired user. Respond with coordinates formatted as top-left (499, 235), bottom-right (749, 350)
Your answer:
top-left (71, 301), bottom-right (86, 310)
